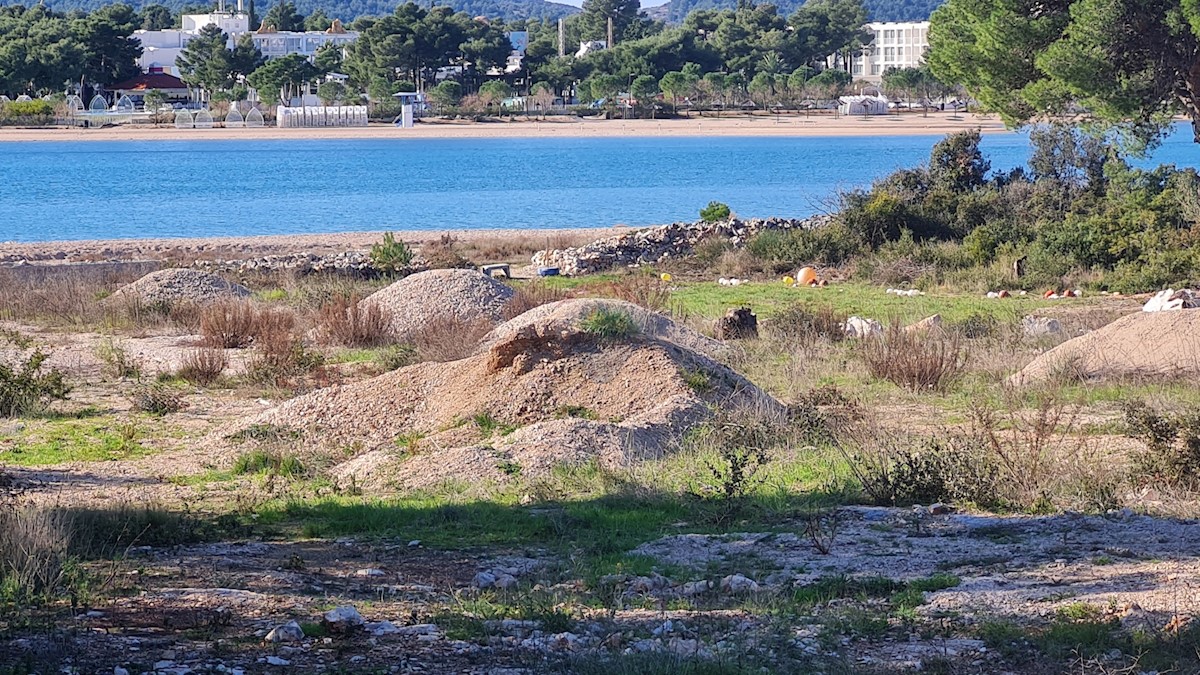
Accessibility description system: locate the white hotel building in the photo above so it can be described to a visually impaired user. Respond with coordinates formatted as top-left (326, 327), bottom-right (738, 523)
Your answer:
top-left (135, 5), bottom-right (359, 77)
top-left (846, 21), bottom-right (930, 83)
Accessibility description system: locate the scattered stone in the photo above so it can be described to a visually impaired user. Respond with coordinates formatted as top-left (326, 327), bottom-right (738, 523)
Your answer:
top-left (473, 571), bottom-right (498, 589)
top-left (264, 620), bottom-right (305, 643)
top-left (114, 668), bottom-right (129, 675)
top-left (904, 314), bottom-right (942, 333)
top-left (322, 606), bottom-right (365, 633)
top-left (407, 540), bottom-right (421, 547)
top-left (105, 268), bottom-right (250, 307)
top-left (714, 307), bottom-right (758, 340)
top-left (360, 268), bottom-right (515, 339)
top-left (720, 574), bottom-right (760, 594)
top-left (494, 573), bottom-right (519, 589)
top-left (397, 623), bottom-right (441, 636)
top-left (679, 580), bottom-right (714, 596)
top-left (928, 503), bottom-right (954, 515)
top-left (193, 251), bottom-right (379, 279)
top-left (366, 620), bottom-right (401, 636)
top-left (1020, 315), bottom-right (1063, 338)
top-left (264, 656), bottom-right (290, 666)
top-left (354, 568), bottom-right (386, 577)
top-left (844, 316), bottom-right (883, 339)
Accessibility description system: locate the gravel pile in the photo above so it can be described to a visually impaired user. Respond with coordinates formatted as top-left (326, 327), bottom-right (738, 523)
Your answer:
top-left (484, 298), bottom-right (725, 358)
top-left (222, 301), bottom-right (782, 488)
top-left (106, 268), bottom-right (250, 306)
top-left (360, 269), bottom-right (514, 338)
top-left (1011, 309), bottom-right (1200, 385)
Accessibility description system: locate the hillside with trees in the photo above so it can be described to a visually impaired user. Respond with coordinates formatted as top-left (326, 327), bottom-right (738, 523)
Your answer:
top-left (30, 0), bottom-right (580, 22)
top-left (650, 0), bottom-right (945, 25)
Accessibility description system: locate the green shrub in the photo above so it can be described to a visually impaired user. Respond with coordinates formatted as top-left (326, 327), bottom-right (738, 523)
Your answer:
top-left (0, 350), bottom-right (70, 417)
top-left (580, 308), bottom-right (639, 342)
top-left (1124, 401), bottom-right (1200, 486)
top-left (744, 224), bottom-right (862, 266)
top-left (699, 201), bottom-right (732, 223)
top-left (232, 450), bottom-right (306, 478)
top-left (369, 232), bottom-right (414, 273)
top-left (0, 99), bottom-right (54, 125)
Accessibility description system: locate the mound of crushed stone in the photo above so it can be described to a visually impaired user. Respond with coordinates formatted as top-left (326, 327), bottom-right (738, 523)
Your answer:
top-left (1011, 310), bottom-right (1200, 385)
top-left (360, 269), bottom-right (514, 338)
top-left (106, 269), bottom-right (249, 306)
top-left (483, 298), bottom-right (724, 357)
top-left (223, 301), bottom-right (781, 487)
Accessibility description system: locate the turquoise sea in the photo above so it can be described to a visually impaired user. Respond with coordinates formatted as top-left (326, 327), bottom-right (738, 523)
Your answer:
top-left (1, 124), bottom-right (1196, 242)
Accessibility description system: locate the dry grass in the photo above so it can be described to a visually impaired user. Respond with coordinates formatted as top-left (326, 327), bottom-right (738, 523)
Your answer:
top-left (860, 324), bottom-right (966, 392)
top-left (593, 274), bottom-right (672, 312)
top-left (502, 281), bottom-right (572, 320)
top-left (461, 232), bottom-right (595, 263)
top-left (410, 315), bottom-right (493, 362)
top-left (199, 300), bottom-right (260, 348)
top-left (176, 348), bottom-right (228, 386)
top-left (0, 505), bottom-right (71, 602)
top-left (315, 294), bottom-right (393, 347)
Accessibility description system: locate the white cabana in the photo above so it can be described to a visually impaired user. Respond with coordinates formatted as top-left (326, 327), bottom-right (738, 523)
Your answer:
top-left (838, 95), bottom-right (889, 116)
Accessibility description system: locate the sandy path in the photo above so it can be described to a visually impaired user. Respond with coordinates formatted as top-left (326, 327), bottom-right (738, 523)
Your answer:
top-left (0, 227), bottom-right (626, 263)
top-left (0, 112), bottom-right (1010, 143)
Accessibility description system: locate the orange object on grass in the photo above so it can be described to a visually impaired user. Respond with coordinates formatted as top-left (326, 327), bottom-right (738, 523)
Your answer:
top-left (798, 267), bottom-right (818, 286)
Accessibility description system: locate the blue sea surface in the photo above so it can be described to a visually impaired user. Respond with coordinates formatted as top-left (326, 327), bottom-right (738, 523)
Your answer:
top-left (1, 124), bottom-right (1195, 242)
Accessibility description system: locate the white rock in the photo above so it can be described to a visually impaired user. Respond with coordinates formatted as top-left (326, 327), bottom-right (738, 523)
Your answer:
top-left (679, 580), bottom-right (713, 596)
top-left (494, 573), bottom-right (519, 589)
top-left (843, 316), bottom-right (883, 339)
top-left (323, 606), bottom-right (364, 632)
top-left (473, 571), bottom-right (498, 589)
top-left (265, 620), bottom-right (305, 643)
top-left (720, 574), bottom-right (760, 594)
top-left (114, 668), bottom-right (129, 675)
top-left (354, 568), bottom-right (385, 577)
top-left (1020, 315), bottom-right (1063, 337)
top-left (397, 623), bottom-right (440, 636)
top-left (265, 656), bottom-right (290, 666)
top-left (366, 620), bottom-right (401, 635)
top-left (407, 540), bottom-right (421, 547)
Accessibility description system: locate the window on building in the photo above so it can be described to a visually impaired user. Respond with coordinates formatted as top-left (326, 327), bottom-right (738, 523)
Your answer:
top-left (883, 29), bottom-right (895, 42)
top-left (871, 63), bottom-right (881, 75)
top-left (884, 47), bottom-right (895, 59)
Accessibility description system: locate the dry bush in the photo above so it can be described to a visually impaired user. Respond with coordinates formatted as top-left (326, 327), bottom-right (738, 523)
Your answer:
top-left (315, 294), bottom-right (392, 347)
top-left (200, 300), bottom-right (260, 348)
top-left (465, 232), bottom-right (593, 263)
top-left (0, 269), bottom-right (120, 326)
top-left (420, 234), bottom-right (475, 269)
top-left (244, 314), bottom-right (323, 387)
top-left (128, 383), bottom-right (187, 415)
top-left (502, 281), bottom-right (572, 320)
top-left (176, 348), bottom-right (228, 386)
top-left (410, 315), bottom-right (493, 362)
top-left (0, 505), bottom-right (71, 603)
top-left (593, 274), bottom-right (672, 312)
top-left (765, 304), bottom-right (847, 342)
top-left (860, 323), bottom-right (965, 392)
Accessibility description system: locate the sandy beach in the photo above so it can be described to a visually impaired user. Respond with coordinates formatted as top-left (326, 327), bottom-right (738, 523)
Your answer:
top-left (0, 227), bottom-right (627, 263)
top-left (0, 112), bottom-right (1010, 142)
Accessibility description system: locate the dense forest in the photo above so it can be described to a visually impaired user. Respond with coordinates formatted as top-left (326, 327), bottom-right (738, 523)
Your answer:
top-left (19, 0), bottom-right (580, 21)
top-left (651, 0), bottom-right (942, 24)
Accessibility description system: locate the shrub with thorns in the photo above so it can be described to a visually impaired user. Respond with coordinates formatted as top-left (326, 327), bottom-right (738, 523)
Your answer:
top-left (860, 323), bottom-right (965, 391)
top-left (176, 348), bottom-right (228, 386)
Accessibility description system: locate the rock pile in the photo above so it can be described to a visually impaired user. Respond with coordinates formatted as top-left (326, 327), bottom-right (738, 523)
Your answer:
top-left (104, 268), bottom-right (250, 306)
top-left (223, 299), bottom-right (782, 487)
top-left (532, 215), bottom-right (833, 276)
top-left (359, 268), bottom-right (515, 339)
top-left (192, 252), bottom-right (379, 278)
top-left (1143, 288), bottom-right (1199, 312)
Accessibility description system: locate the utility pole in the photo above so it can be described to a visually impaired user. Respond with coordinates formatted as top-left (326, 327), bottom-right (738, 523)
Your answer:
top-left (607, 17), bottom-right (613, 48)
top-left (558, 18), bottom-right (565, 57)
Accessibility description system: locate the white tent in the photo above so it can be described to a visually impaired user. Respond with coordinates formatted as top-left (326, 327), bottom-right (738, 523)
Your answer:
top-left (838, 95), bottom-right (889, 116)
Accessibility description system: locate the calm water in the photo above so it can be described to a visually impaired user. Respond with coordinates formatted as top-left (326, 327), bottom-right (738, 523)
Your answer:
top-left (1, 124), bottom-right (1196, 242)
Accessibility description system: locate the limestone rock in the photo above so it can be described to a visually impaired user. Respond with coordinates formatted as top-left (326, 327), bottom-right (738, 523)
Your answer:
top-left (264, 620), bottom-right (305, 643)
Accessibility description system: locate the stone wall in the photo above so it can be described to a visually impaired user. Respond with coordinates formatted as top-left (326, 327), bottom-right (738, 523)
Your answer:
top-left (531, 215), bottom-right (834, 276)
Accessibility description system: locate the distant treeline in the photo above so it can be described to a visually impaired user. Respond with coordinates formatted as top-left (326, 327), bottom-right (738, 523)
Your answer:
top-left (8, 0), bottom-right (939, 24)
top-left (10, 0), bottom-right (581, 21)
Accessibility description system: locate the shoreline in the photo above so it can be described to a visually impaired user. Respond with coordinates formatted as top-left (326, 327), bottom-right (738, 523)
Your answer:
top-left (0, 112), bottom-right (1011, 143)
top-left (0, 227), bottom-right (631, 264)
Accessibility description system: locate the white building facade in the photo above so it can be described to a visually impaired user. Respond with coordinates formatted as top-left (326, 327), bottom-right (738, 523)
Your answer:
top-left (134, 8), bottom-right (358, 77)
top-left (848, 22), bottom-right (930, 83)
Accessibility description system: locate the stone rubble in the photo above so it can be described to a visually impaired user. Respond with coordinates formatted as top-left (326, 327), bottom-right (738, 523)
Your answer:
top-left (532, 215), bottom-right (833, 276)
top-left (191, 251), bottom-right (383, 279)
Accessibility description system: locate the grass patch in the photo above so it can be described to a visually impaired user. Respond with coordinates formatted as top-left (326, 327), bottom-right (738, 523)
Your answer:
top-left (231, 450), bottom-right (306, 478)
top-left (580, 308), bottom-right (640, 342)
top-left (0, 417), bottom-right (151, 466)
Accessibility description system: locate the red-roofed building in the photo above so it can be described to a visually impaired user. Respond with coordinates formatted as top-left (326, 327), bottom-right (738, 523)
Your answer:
top-left (109, 68), bottom-right (191, 107)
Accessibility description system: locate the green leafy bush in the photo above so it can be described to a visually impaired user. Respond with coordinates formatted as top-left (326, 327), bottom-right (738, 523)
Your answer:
top-left (369, 232), bottom-right (414, 273)
top-left (699, 201), bottom-right (732, 223)
top-left (0, 99), bottom-right (54, 125)
top-left (0, 351), bottom-right (70, 417)
top-left (580, 308), bottom-right (639, 342)
top-left (745, 224), bottom-right (863, 266)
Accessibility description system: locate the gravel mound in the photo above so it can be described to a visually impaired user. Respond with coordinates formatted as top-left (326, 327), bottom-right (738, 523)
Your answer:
top-left (483, 298), bottom-right (724, 357)
top-left (224, 303), bottom-right (781, 487)
top-left (107, 268), bottom-right (249, 306)
top-left (1011, 310), bottom-right (1200, 385)
top-left (360, 269), bottom-right (514, 338)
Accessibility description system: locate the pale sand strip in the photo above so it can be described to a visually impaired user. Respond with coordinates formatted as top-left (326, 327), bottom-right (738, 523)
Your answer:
top-left (0, 112), bottom-right (1009, 143)
top-left (0, 227), bottom-right (630, 263)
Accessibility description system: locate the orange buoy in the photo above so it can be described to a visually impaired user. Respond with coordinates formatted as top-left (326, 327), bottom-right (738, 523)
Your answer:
top-left (798, 267), bottom-right (818, 286)
top-left (1043, 289), bottom-right (1056, 298)
top-left (998, 290), bottom-right (1010, 298)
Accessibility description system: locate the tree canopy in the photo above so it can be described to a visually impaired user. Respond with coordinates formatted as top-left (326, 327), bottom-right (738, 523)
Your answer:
top-left (927, 0), bottom-right (1200, 146)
